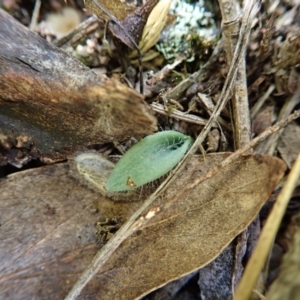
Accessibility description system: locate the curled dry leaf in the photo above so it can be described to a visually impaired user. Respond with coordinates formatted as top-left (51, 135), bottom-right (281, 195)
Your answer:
top-left (0, 9), bottom-right (156, 165)
top-left (0, 153), bottom-right (285, 299)
top-left (85, 0), bottom-right (159, 49)
top-left (277, 121), bottom-right (300, 169)
top-left (107, 0), bottom-right (160, 50)
top-left (252, 105), bottom-right (274, 136)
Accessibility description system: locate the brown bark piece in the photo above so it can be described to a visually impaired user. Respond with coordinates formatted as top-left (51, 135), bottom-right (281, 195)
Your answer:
top-left (0, 9), bottom-right (156, 165)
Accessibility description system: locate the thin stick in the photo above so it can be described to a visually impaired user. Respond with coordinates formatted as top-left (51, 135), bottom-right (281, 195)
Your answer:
top-left (29, 0), bottom-right (41, 31)
top-left (218, 0), bottom-right (256, 293)
top-left (150, 102), bottom-right (218, 128)
top-left (54, 15), bottom-right (100, 48)
top-left (163, 40), bottom-right (223, 101)
top-left (219, 0), bottom-right (252, 149)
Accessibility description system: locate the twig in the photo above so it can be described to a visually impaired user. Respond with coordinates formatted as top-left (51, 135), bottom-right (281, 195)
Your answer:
top-left (218, 1), bottom-right (257, 294)
top-left (150, 102), bottom-right (218, 127)
top-left (163, 40), bottom-right (223, 101)
top-left (54, 15), bottom-right (100, 48)
top-left (172, 0), bottom-right (260, 173)
top-left (219, 0), bottom-right (251, 149)
top-left (146, 57), bottom-right (184, 86)
top-left (250, 84), bottom-right (275, 118)
top-left (29, 0), bottom-right (41, 31)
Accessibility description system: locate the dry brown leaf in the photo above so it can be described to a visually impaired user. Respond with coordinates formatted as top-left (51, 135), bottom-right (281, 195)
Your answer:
top-left (252, 105), bottom-right (274, 136)
top-left (0, 153), bottom-right (285, 299)
top-left (278, 121), bottom-right (300, 169)
top-left (0, 164), bottom-right (141, 299)
top-left (85, 153), bottom-right (285, 299)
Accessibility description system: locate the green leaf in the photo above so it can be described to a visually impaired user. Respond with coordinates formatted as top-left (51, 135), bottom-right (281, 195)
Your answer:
top-left (106, 131), bottom-right (193, 192)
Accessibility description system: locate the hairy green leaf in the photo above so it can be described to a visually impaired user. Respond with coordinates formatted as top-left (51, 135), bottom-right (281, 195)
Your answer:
top-left (106, 131), bottom-right (193, 192)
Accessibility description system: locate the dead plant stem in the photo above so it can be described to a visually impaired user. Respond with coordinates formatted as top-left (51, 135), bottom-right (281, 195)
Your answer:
top-left (219, 0), bottom-right (257, 294)
top-left (29, 0), bottom-right (41, 31)
top-left (219, 0), bottom-right (252, 149)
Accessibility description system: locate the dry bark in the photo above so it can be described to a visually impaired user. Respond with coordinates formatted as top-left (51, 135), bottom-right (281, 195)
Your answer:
top-left (0, 9), bottom-right (156, 166)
